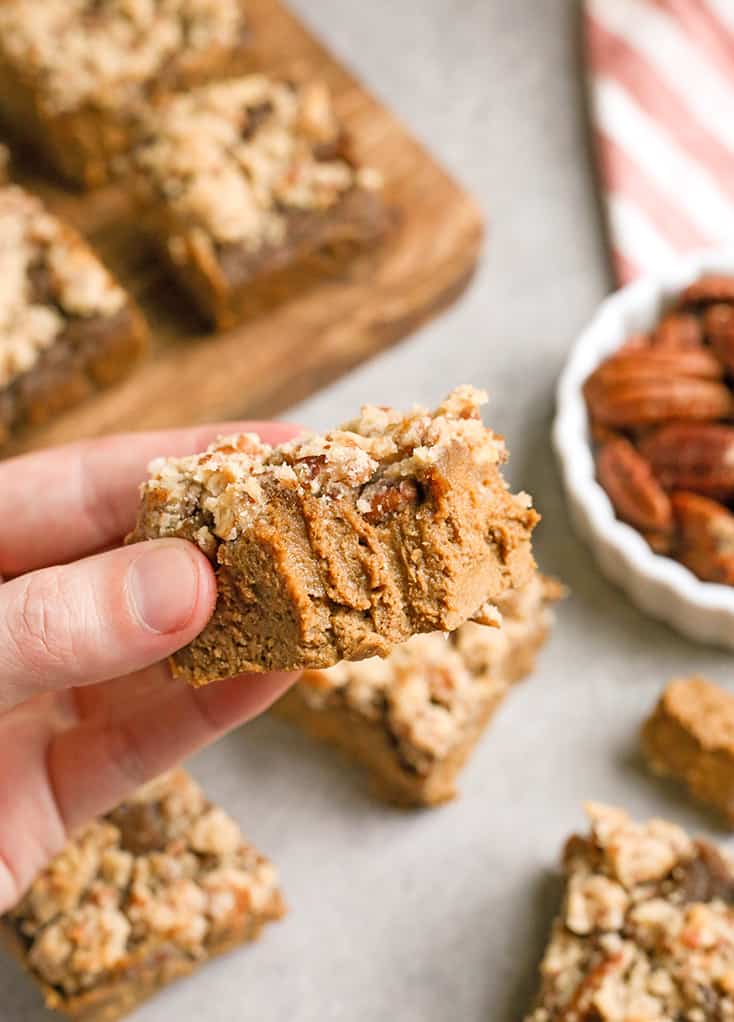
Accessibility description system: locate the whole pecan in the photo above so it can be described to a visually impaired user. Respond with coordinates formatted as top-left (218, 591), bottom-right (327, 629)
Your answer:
top-left (584, 343), bottom-right (729, 428)
top-left (596, 437), bottom-right (672, 533)
top-left (641, 423), bottom-right (734, 501)
top-left (652, 312), bottom-right (703, 349)
top-left (678, 274), bottom-right (734, 308)
top-left (586, 347), bottom-right (723, 389)
top-left (672, 491), bottom-right (734, 585)
top-left (704, 303), bottom-right (734, 375)
top-left (582, 274), bottom-right (734, 586)
top-left (584, 375), bottom-right (732, 429)
top-left (618, 331), bottom-right (650, 352)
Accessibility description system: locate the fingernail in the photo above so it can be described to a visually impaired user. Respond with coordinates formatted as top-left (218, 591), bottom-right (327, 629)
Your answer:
top-left (127, 543), bottom-right (201, 634)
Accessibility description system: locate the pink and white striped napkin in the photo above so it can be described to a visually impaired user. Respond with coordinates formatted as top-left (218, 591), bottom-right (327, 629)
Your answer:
top-left (584, 0), bottom-right (734, 284)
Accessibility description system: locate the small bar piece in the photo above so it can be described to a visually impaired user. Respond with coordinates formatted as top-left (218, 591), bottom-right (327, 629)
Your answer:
top-left (642, 675), bottom-right (734, 826)
top-left (0, 185), bottom-right (147, 444)
top-left (274, 574), bottom-right (559, 806)
top-left (525, 803), bottom-right (734, 1021)
top-left (0, 0), bottom-right (250, 189)
top-left (129, 387), bottom-right (539, 684)
top-left (1, 770), bottom-right (285, 1022)
top-left (130, 74), bottom-right (389, 328)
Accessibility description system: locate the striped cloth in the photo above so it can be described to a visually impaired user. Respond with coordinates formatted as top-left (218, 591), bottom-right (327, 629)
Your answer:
top-left (585, 0), bottom-right (734, 283)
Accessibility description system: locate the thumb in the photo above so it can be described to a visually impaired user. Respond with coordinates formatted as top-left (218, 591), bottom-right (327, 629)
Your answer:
top-left (0, 539), bottom-right (216, 711)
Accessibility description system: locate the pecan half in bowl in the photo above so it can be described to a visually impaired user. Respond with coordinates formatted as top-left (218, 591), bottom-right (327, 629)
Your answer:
top-left (554, 248), bottom-right (734, 649)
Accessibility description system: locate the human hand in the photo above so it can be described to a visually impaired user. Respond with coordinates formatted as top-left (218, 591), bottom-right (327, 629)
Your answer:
top-left (0, 423), bottom-right (299, 915)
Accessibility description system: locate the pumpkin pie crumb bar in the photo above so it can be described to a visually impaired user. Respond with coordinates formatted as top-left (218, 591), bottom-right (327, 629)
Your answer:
top-left (0, 0), bottom-right (250, 188)
top-left (128, 386), bottom-right (540, 684)
top-left (274, 573), bottom-right (560, 806)
top-left (643, 675), bottom-right (734, 826)
top-left (130, 74), bottom-right (389, 328)
top-left (0, 184), bottom-right (147, 444)
top-left (525, 802), bottom-right (734, 1021)
top-left (0, 769), bottom-right (284, 1022)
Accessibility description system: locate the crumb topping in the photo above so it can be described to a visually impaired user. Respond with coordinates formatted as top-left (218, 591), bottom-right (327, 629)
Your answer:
top-left (9, 770), bottom-right (279, 995)
top-left (298, 574), bottom-right (552, 772)
top-left (0, 0), bottom-right (247, 113)
top-left (135, 387), bottom-right (510, 555)
top-left (526, 804), bottom-right (734, 1022)
top-left (0, 186), bottom-right (126, 388)
top-left (132, 75), bottom-right (382, 248)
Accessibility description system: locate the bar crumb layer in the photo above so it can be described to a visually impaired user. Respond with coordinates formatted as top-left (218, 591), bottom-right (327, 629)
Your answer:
top-left (129, 386), bottom-right (540, 684)
top-left (643, 675), bottom-right (734, 826)
top-left (1, 770), bottom-right (284, 1022)
top-left (525, 803), bottom-right (734, 1022)
top-left (274, 573), bottom-right (559, 806)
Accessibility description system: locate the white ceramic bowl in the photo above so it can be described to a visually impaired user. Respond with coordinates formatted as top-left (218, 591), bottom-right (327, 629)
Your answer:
top-left (553, 247), bottom-right (734, 649)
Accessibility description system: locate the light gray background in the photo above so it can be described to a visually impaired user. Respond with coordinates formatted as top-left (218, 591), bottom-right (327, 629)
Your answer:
top-left (3, 2), bottom-right (732, 1020)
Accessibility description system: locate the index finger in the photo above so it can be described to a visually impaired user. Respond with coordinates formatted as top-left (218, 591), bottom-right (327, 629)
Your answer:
top-left (0, 421), bottom-right (299, 576)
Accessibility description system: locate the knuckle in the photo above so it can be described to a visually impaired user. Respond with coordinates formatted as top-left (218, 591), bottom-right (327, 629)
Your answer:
top-left (9, 570), bottom-right (80, 677)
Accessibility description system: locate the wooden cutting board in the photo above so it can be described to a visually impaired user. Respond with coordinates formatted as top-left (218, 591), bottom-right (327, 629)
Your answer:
top-left (5, 0), bottom-right (484, 455)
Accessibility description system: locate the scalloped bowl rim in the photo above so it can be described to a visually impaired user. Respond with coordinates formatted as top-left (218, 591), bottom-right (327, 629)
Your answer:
top-left (553, 247), bottom-right (734, 643)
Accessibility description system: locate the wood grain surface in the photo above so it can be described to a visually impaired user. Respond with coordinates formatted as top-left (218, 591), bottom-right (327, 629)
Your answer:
top-left (4, 0), bottom-right (484, 455)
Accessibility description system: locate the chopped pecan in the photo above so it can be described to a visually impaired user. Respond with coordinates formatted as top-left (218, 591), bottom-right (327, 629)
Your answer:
top-left (359, 478), bottom-right (420, 523)
top-left (297, 455), bottom-right (326, 481)
top-left (680, 841), bottom-right (734, 903)
top-left (106, 801), bottom-right (169, 855)
top-left (241, 101), bottom-right (275, 140)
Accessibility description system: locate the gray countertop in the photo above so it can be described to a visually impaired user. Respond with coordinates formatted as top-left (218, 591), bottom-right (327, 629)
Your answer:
top-left (4, 2), bottom-right (732, 1020)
